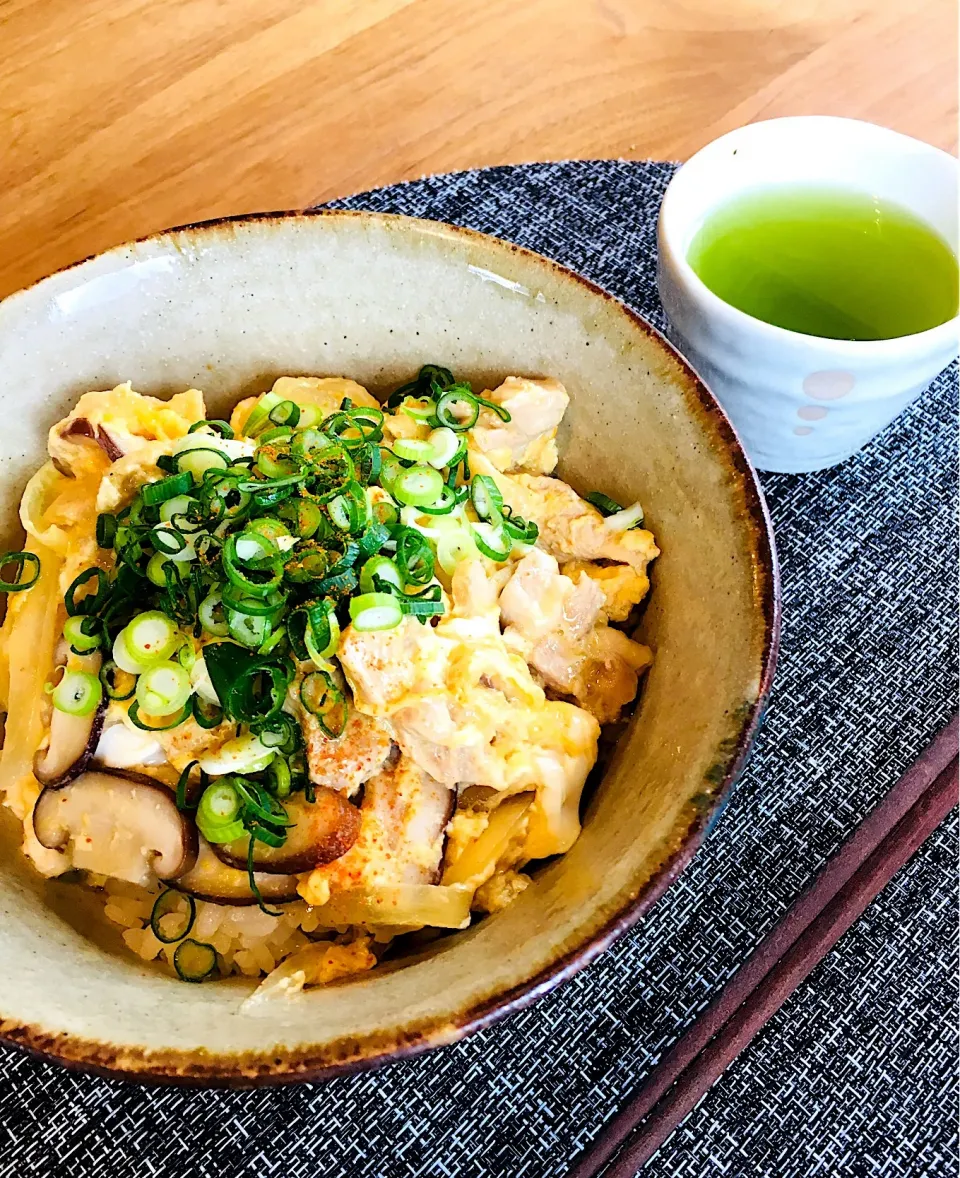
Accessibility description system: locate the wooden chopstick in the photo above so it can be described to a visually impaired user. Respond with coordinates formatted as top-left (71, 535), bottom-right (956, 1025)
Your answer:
top-left (570, 716), bottom-right (959, 1178)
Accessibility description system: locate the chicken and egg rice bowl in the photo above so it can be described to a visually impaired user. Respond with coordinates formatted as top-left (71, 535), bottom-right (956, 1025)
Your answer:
top-left (0, 365), bottom-right (658, 999)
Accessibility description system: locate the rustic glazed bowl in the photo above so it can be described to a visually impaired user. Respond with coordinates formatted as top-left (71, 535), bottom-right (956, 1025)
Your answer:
top-left (0, 211), bottom-right (778, 1085)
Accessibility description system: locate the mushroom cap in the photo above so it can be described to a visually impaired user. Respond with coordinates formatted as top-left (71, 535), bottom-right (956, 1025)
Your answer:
top-left (171, 837), bottom-right (300, 906)
top-left (211, 788), bottom-right (361, 875)
top-left (34, 651), bottom-right (106, 788)
top-left (32, 769), bottom-right (197, 886)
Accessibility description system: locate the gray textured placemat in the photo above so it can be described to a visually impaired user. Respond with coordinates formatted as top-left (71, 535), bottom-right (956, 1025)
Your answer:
top-left (1, 161), bottom-right (956, 1178)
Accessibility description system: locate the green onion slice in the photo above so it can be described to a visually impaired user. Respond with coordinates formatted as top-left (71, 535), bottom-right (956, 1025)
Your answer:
top-left (99, 660), bottom-right (136, 702)
top-left (359, 555), bottom-right (403, 595)
top-left (435, 389), bottom-right (479, 430)
top-left (141, 471), bottom-right (194, 507)
top-left (52, 670), bottom-right (102, 716)
top-left (96, 514), bottom-right (117, 549)
top-left (198, 590), bottom-right (230, 637)
top-left (127, 699), bottom-right (194, 731)
top-left (136, 661), bottom-right (192, 716)
top-left (123, 611), bottom-right (181, 665)
top-left (63, 614), bottom-right (101, 654)
top-left (349, 592), bottom-right (403, 633)
top-left (470, 474), bottom-right (504, 521)
top-left (65, 567), bottom-right (108, 616)
top-left (584, 491), bottom-right (622, 516)
top-left (392, 437), bottom-right (435, 463)
top-left (0, 550), bottom-right (41, 594)
top-left (472, 521), bottom-right (512, 562)
top-left (395, 529), bottom-right (435, 585)
top-left (188, 419), bottom-right (234, 439)
top-left (173, 939), bottom-right (218, 982)
top-left (393, 465), bottom-right (444, 508)
top-left (150, 890), bottom-right (196, 943)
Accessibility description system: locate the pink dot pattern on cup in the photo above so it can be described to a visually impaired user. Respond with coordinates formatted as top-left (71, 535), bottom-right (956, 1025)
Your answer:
top-left (803, 370), bottom-right (856, 400)
top-left (798, 405), bottom-right (829, 421)
top-left (793, 426), bottom-right (814, 436)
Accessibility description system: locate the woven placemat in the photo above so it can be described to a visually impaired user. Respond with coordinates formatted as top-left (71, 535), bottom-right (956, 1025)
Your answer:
top-left (1, 162), bottom-right (956, 1178)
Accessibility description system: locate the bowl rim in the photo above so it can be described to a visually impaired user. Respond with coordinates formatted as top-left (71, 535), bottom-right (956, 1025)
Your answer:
top-left (0, 207), bottom-right (781, 1087)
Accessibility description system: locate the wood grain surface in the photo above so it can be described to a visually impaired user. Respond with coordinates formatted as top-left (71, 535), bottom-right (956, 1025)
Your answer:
top-left (1, 0), bottom-right (956, 298)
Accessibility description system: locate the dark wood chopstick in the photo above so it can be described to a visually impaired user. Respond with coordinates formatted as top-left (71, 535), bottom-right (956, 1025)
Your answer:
top-left (570, 716), bottom-right (959, 1178)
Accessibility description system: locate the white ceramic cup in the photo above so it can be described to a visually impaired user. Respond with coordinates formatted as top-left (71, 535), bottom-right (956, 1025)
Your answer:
top-left (657, 116), bottom-right (959, 473)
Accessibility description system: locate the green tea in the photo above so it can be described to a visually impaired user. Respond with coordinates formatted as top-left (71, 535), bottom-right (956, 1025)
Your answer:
top-left (686, 184), bottom-right (959, 340)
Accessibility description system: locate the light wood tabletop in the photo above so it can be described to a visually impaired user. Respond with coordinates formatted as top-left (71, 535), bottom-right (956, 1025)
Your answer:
top-left (2, 0), bottom-right (956, 298)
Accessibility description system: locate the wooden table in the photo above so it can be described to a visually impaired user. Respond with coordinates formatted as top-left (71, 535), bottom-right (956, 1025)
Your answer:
top-left (2, 0), bottom-right (956, 298)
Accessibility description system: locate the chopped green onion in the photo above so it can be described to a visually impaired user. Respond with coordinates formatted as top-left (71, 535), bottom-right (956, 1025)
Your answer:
top-left (470, 474), bottom-right (504, 521)
top-left (136, 661), bottom-right (192, 716)
top-left (349, 592), bottom-right (403, 632)
top-left (159, 494), bottom-right (201, 531)
top-left (0, 550), bottom-right (41, 594)
top-left (416, 485), bottom-right (459, 515)
top-left (173, 939), bottom-right (218, 982)
top-left (476, 395), bottom-right (512, 422)
top-left (175, 761), bottom-right (200, 811)
top-left (502, 513), bottom-right (540, 544)
top-left (605, 503), bottom-right (645, 531)
top-left (436, 528), bottom-right (480, 575)
top-left (435, 389), bottom-right (479, 430)
top-left (128, 699), bottom-right (194, 731)
top-left (192, 695), bottom-right (224, 729)
top-left (299, 672), bottom-right (348, 737)
top-left (426, 427), bottom-right (461, 468)
top-left (198, 590), bottom-right (230, 637)
top-left (359, 555), bottom-right (403, 595)
top-left (147, 552), bottom-right (187, 588)
top-left (63, 615), bottom-right (101, 654)
top-left (399, 396), bottom-right (436, 422)
top-left (96, 514), bottom-right (117, 549)
top-left (177, 446), bottom-right (229, 482)
top-left (99, 660), bottom-right (136, 701)
top-left (395, 528), bottom-right (435, 585)
top-left (141, 471), bottom-right (194, 507)
top-left (198, 780), bottom-right (241, 827)
top-left (392, 437), bottom-right (435, 462)
top-left (64, 567), bottom-right (108, 616)
top-left (584, 491), bottom-right (622, 516)
top-left (394, 465), bottom-right (444, 508)
top-left (305, 600), bottom-right (340, 663)
top-left (242, 390), bottom-right (283, 437)
top-left (268, 400), bottom-right (301, 428)
top-left (472, 521), bottom-right (512, 562)
top-left (52, 670), bottom-right (102, 716)
top-left (150, 890), bottom-right (196, 944)
top-left (228, 610), bottom-right (271, 649)
top-left (123, 611), bottom-right (180, 665)
top-left (189, 419), bottom-right (234, 439)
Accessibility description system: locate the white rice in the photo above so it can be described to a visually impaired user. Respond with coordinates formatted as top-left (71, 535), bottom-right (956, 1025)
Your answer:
top-left (101, 877), bottom-right (319, 978)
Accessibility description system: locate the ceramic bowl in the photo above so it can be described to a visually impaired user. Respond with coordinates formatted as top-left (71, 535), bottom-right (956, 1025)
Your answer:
top-left (0, 211), bottom-right (778, 1085)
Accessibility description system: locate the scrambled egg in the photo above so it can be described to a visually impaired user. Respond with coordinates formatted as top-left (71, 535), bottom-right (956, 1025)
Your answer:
top-left (1, 371), bottom-right (659, 975)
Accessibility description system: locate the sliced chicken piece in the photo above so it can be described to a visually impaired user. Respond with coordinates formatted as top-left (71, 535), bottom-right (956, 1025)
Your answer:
top-left (300, 707), bottom-right (395, 796)
top-left (468, 451), bottom-right (659, 574)
top-left (500, 548), bottom-right (651, 725)
top-left (231, 376), bottom-right (379, 435)
top-left (499, 547), bottom-right (603, 644)
top-left (299, 754), bottom-right (454, 904)
top-left (561, 560), bottom-right (651, 622)
top-left (470, 376), bottom-right (569, 474)
top-left (530, 626), bottom-right (652, 725)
